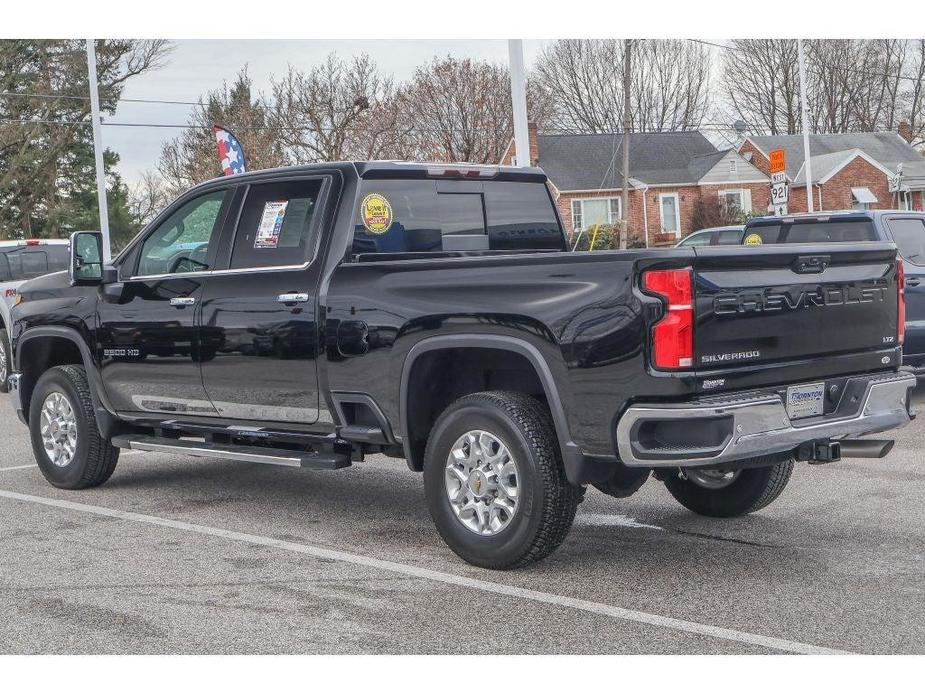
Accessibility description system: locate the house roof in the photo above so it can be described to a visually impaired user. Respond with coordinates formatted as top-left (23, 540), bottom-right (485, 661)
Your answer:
top-left (791, 148), bottom-right (894, 185)
top-left (747, 132), bottom-right (923, 179)
top-left (536, 131), bottom-right (718, 190)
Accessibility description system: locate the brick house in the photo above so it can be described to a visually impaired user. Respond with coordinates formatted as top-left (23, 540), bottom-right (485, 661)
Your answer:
top-left (501, 126), bottom-right (768, 246)
top-left (738, 131), bottom-right (925, 213)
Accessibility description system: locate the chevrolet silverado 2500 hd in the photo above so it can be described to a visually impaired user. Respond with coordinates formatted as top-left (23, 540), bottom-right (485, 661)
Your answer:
top-left (7, 162), bottom-right (916, 568)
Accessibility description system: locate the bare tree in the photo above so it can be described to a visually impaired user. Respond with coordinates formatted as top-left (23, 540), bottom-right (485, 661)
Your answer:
top-left (724, 39), bottom-right (925, 145)
top-left (269, 53), bottom-right (399, 162)
top-left (394, 56), bottom-right (516, 163)
top-left (532, 39), bottom-right (711, 133)
top-left (158, 68), bottom-right (287, 195)
top-left (128, 170), bottom-right (171, 227)
top-left (722, 39), bottom-right (801, 135)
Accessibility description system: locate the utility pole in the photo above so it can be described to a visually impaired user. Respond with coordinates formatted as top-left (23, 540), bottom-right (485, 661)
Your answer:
top-left (86, 39), bottom-right (111, 261)
top-left (508, 39), bottom-right (530, 167)
top-left (620, 39), bottom-right (632, 249)
top-left (797, 39), bottom-right (814, 213)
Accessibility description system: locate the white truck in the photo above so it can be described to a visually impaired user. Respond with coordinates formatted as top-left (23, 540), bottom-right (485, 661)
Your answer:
top-left (0, 239), bottom-right (70, 392)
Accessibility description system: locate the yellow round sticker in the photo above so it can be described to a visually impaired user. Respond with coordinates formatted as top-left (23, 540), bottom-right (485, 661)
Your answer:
top-left (744, 233), bottom-right (763, 246)
top-left (361, 193), bottom-right (393, 234)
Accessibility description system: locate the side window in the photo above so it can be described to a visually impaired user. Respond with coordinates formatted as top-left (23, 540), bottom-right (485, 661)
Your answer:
top-left (353, 181), bottom-right (441, 255)
top-left (484, 182), bottom-right (565, 251)
top-left (888, 218), bottom-right (925, 266)
top-left (717, 230), bottom-right (743, 245)
top-left (352, 180), bottom-right (566, 256)
top-left (680, 232), bottom-right (711, 246)
top-left (46, 245), bottom-right (70, 273)
top-left (137, 190), bottom-right (228, 277)
top-left (230, 179), bottom-right (324, 270)
top-left (20, 250), bottom-right (49, 278)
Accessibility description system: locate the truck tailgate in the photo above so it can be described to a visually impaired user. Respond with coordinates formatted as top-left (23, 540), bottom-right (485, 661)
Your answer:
top-left (692, 243), bottom-right (900, 370)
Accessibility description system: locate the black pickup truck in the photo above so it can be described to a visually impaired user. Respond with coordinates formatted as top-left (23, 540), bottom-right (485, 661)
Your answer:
top-left (8, 162), bottom-right (916, 568)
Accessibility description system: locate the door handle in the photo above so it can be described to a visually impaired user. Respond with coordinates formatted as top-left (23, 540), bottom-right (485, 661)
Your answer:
top-left (906, 277), bottom-right (921, 287)
top-left (278, 293), bottom-right (309, 304)
top-left (169, 296), bottom-right (196, 307)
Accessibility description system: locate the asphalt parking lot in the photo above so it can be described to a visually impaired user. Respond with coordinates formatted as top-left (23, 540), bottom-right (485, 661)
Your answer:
top-left (1, 389), bottom-right (923, 655)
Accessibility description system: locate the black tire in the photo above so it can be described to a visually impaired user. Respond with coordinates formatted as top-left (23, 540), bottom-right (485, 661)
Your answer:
top-left (0, 328), bottom-right (9, 393)
top-left (663, 458), bottom-right (794, 518)
top-left (423, 391), bottom-right (582, 570)
top-left (29, 365), bottom-right (119, 490)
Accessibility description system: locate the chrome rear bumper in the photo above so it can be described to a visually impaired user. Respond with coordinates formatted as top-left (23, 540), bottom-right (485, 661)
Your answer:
top-left (616, 371), bottom-right (916, 468)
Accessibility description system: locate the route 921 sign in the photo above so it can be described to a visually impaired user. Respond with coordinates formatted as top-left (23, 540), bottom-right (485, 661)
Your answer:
top-left (769, 149), bottom-right (788, 216)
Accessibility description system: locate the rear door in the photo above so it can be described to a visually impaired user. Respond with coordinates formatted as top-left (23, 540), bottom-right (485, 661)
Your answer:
top-left (692, 243), bottom-right (900, 371)
top-left (883, 215), bottom-right (925, 359)
top-left (198, 175), bottom-right (331, 423)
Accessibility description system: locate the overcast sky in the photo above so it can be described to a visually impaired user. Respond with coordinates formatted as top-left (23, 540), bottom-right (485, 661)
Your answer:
top-left (107, 40), bottom-right (550, 185)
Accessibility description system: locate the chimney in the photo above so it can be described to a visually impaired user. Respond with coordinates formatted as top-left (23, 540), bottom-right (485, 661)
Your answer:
top-left (528, 121), bottom-right (539, 167)
top-left (899, 120), bottom-right (914, 143)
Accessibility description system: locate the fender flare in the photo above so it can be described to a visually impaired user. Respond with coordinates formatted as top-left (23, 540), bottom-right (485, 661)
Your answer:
top-left (16, 326), bottom-right (118, 437)
top-left (398, 334), bottom-right (585, 480)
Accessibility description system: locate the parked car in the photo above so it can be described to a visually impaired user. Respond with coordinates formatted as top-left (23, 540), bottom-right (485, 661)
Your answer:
top-left (674, 225), bottom-right (745, 247)
top-left (0, 239), bottom-right (70, 392)
top-left (7, 164), bottom-right (915, 569)
top-left (743, 210), bottom-right (925, 370)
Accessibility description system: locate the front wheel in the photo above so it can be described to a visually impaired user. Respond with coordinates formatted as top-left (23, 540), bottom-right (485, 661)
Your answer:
top-left (663, 458), bottom-right (794, 518)
top-left (423, 391), bottom-right (582, 570)
top-left (29, 365), bottom-right (119, 489)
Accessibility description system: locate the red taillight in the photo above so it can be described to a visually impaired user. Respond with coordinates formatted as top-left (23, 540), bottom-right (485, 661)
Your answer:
top-left (898, 261), bottom-right (906, 346)
top-left (644, 268), bottom-right (694, 370)
top-left (24, 239), bottom-right (41, 246)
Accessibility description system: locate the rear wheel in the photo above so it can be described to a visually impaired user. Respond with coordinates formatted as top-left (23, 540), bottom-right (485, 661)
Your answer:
top-left (0, 328), bottom-right (10, 393)
top-left (29, 365), bottom-right (119, 489)
top-left (663, 459), bottom-right (794, 518)
top-left (423, 391), bottom-right (582, 569)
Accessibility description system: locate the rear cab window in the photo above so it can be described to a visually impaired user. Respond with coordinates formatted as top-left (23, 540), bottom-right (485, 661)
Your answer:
top-left (351, 179), bottom-right (565, 258)
top-left (0, 244), bottom-right (69, 281)
top-left (744, 218), bottom-right (878, 244)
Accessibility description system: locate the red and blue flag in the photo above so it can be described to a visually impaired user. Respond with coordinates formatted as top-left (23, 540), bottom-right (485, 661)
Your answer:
top-left (213, 125), bottom-right (246, 176)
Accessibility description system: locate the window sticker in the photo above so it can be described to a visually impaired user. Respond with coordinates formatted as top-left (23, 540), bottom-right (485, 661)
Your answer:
top-left (256, 200), bottom-right (289, 248)
top-left (744, 233), bottom-right (763, 246)
top-left (361, 193), bottom-right (393, 234)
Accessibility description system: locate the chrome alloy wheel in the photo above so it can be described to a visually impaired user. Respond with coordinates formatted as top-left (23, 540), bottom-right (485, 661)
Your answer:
top-left (444, 430), bottom-right (520, 536)
top-left (0, 338), bottom-right (7, 386)
top-left (684, 468), bottom-right (740, 490)
top-left (40, 391), bottom-right (78, 467)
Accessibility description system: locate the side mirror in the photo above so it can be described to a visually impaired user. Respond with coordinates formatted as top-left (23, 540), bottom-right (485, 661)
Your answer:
top-left (69, 231), bottom-right (104, 286)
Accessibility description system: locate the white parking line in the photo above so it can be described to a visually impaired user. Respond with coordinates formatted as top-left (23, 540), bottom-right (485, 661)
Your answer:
top-left (0, 464), bottom-right (37, 472)
top-left (0, 487), bottom-right (851, 655)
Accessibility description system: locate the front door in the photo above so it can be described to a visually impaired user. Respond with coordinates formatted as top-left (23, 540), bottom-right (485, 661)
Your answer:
top-left (885, 215), bottom-right (925, 360)
top-left (97, 188), bottom-right (233, 415)
top-left (198, 177), bottom-right (328, 424)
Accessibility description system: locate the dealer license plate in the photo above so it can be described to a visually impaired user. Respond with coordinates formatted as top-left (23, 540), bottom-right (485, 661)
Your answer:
top-left (786, 382), bottom-right (825, 420)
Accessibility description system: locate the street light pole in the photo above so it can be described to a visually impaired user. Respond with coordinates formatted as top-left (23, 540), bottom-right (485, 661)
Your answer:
top-left (798, 39), bottom-right (814, 213)
top-left (508, 39), bottom-right (530, 167)
top-left (85, 39), bottom-right (111, 261)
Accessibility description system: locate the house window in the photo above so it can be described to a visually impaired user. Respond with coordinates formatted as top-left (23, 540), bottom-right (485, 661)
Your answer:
top-left (719, 189), bottom-right (752, 214)
top-left (729, 160), bottom-right (738, 174)
top-left (851, 187), bottom-right (878, 211)
top-left (659, 193), bottom-right (680, 235)
top-left (570, 197), bottom-right (622, 232)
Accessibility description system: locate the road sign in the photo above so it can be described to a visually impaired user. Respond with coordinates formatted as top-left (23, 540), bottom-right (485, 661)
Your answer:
top-left (771, 181), bottom-right (788, 206)
top-left (769, 148), bottom-right (786, 174)
top-left (774, 202), bottom-right (789, 216)
top-left (771, 171), bottom-right (786, 185)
